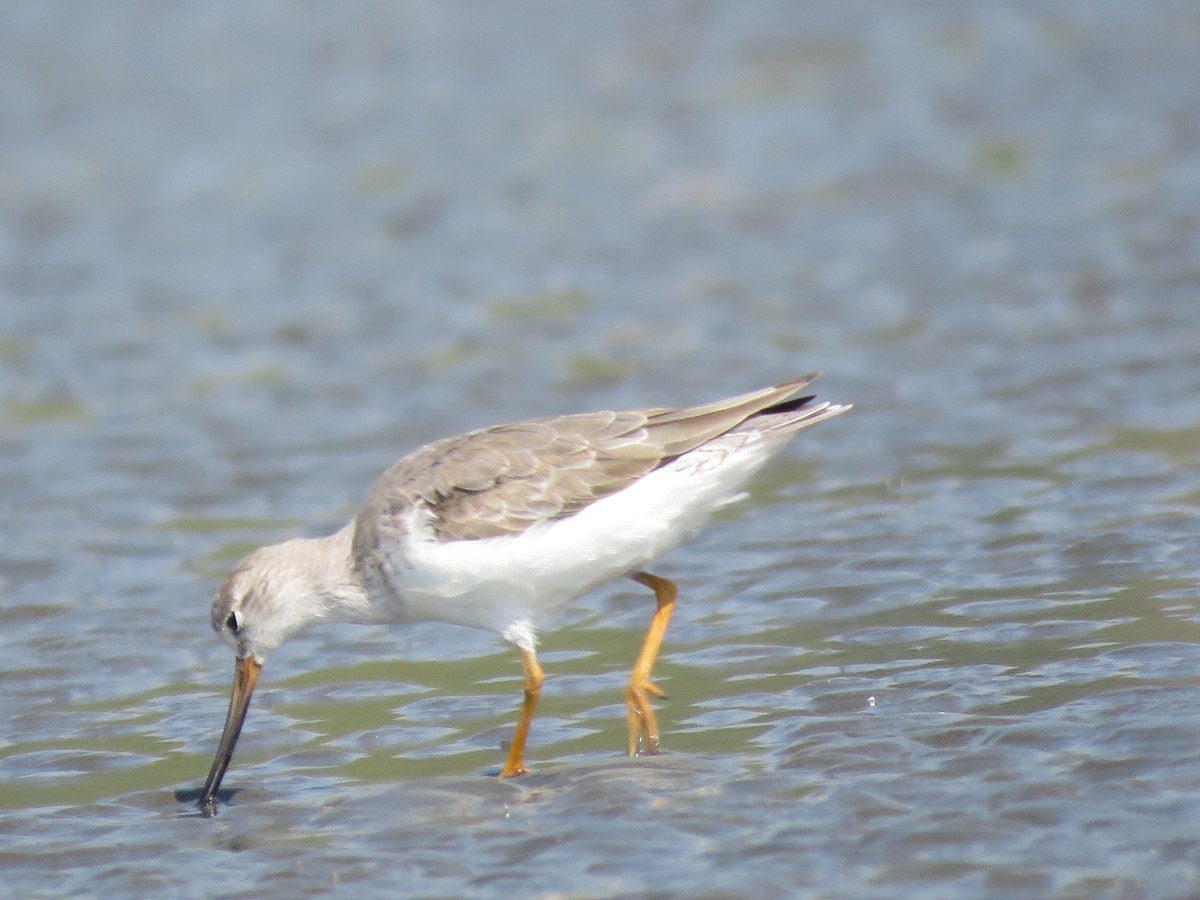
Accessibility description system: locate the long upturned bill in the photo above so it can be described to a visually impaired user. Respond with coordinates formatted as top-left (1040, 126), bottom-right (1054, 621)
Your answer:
top-left (198, 656), bottom-right (262, 817)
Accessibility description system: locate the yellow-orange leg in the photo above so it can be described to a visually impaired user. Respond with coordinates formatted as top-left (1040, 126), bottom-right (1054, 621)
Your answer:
top-left (499, 646), bottom-right (544, 777)
top-left (624, 571), bottom-right (678, 756)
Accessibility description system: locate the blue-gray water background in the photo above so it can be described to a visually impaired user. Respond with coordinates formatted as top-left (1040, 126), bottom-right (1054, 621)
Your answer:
top-left (3, 2), bottom-right (1199, 897)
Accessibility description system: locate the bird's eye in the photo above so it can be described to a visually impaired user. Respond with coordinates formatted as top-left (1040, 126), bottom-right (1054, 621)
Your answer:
top-left (226, 611), bottom-right (240, 634)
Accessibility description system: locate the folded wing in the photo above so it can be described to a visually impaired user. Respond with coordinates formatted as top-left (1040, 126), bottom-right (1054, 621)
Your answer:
top-left (359, 374), bottom-right (822, 542)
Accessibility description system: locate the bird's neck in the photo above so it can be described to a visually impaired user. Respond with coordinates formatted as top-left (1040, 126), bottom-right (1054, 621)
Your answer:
top-left (293, 524), bottom-right (377, 625)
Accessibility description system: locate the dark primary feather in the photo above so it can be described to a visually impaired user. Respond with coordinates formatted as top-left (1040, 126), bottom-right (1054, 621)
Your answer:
top-left (354, 375), bottom-right (822, 544)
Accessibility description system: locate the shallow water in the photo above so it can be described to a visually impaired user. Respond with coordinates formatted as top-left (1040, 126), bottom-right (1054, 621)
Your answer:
top-left (3, 2), bottom-right (1200, 897)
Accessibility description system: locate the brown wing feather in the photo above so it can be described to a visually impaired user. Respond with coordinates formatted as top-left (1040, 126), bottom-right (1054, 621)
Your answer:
top-left (356, 375), bottom-right (820, 543)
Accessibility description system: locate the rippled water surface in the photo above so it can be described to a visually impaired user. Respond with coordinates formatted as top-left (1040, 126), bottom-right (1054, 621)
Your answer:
top-left (3, 3), bottom-right (1200, 897)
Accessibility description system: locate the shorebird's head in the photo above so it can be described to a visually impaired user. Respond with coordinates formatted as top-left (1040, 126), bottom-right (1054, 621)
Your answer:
top-left (198, 539), bottom-right (325, 817)
top-left (210, 540), bottom-right (323, 663)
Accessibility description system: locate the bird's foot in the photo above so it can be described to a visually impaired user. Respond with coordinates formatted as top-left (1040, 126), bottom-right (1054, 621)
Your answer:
top-left (624, 676), bottom-right (668, 756)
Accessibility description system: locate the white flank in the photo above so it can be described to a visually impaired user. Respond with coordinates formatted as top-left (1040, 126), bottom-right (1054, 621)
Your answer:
top-left (378, 422), bottom-right (825, 646)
